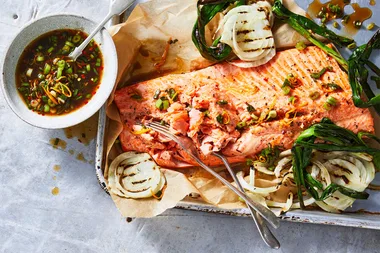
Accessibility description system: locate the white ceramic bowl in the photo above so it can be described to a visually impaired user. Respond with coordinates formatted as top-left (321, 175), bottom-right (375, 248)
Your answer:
top-left (1, 14), bottom-right (117, 129)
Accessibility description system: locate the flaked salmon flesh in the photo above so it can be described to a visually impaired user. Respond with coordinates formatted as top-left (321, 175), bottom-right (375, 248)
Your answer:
top-left (114, 46), bottom-right (374, 168)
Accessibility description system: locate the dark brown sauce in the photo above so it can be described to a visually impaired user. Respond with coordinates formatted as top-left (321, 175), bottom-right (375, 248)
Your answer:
top-left (51, 187), bottom-right (60, 195)
top-left (307, 0), bottom-right (347, 20)
top-left (49, 138), bottom-right (67, 150)
top-left (53, 165), bottom-right (61, 172)
top-left (307, 0), bottom-right (372, 35)
top-left (76, 152), bottom-right (88, 162)
top-left (16, 29), bottom-right (103, 116)
top-left (63, 113), bottom-right (98, 146)
top-left (344, 3), bottom-right (372, 34)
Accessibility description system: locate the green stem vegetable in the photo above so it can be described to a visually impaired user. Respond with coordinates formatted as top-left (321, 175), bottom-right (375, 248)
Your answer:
top-left (291, 118), bottom-right (380, 208)
top-left (192, 0), bottom-right (245, 61)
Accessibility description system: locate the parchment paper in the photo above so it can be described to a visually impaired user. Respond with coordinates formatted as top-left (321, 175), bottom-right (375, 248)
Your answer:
top-left (105, 0), bottom-right (307, 217)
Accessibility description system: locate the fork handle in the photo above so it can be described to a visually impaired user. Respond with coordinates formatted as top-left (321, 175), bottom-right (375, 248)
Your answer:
top-left (194, 157), bottom-right (280, 229)
top-left (212, 152), bottom-right (280, 249)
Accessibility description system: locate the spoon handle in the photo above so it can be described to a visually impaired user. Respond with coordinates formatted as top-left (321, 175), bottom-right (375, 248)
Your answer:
top-left (69, 12), bottom-right (113, 60)
top-left (69, 0), bottom-right (136, 60)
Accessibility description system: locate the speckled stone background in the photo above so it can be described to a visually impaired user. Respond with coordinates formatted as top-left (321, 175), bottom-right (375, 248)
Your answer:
top-left (1, 0), bottom-right (380, 252)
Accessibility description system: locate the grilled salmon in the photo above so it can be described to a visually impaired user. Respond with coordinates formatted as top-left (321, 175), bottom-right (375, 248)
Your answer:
top-left (114, 46), bottom-right (374, 168)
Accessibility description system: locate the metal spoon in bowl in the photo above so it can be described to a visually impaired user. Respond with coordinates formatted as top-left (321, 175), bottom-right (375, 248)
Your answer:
top-left (69, 0), bottom-right (136, 61)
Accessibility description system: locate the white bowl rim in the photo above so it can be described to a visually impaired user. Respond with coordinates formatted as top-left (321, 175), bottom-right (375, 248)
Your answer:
top-left (1, 13), bottom-right (118, 129)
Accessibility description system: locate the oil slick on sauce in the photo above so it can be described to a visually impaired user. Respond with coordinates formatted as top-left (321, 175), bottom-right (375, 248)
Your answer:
top-left (307, 0), bottom-right (373, 35)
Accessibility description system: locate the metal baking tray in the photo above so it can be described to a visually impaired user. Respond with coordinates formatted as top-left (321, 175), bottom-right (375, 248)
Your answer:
top-left (94, 3), bottom-right (380, 229)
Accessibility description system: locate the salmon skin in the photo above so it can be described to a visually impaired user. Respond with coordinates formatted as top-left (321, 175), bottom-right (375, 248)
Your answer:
top-left (114, 46), bottom-right (374, 168)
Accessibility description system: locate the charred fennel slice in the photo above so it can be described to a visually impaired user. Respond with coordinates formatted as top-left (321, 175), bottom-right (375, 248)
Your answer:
top-left (220, 2), bottom-right (276, 67)
top-left (108, 152), bottom-right (166, 199)
top-left (236, 149), bottom-right (376, 214)
top-left (235, 118), bottom-right (380, 214)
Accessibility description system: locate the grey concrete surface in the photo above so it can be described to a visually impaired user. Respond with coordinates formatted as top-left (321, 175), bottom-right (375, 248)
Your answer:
top-left (1, 0), bottom-right (380, 252)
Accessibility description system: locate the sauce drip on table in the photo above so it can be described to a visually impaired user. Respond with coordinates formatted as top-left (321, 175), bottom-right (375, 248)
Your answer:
top-left (307, 0), bottom-right (373, 35)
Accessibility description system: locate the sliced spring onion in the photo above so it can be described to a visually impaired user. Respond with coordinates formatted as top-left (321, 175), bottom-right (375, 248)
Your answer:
top-left (36, 55), bottom-right (44, 62)
top-left (282, 85), bottom-right (291, 95)
top-left (246, 103), bottom-right (255, 113)
top-left (43, 63), bottom-right (51, 75)
top-left (153, 89), bottom-right (161, 99)
top-left (217, 100), bottom-right (228, 105)
top-left (47, 47), bottom-right (54, 53)
top-left (309, 91), bottom-right (320, 100)
top-left (44, 104), bottom-right (50, 113)
top-left (326, 96), bottom-right (337, 106)
top-left (266, 110), bottom-right (277, 120)
top-left (65, 41), bottom-right (75, 47)
top-left (310, 66), bottom-right (333, 79)
top-left (72, 35), bottom-right (81, 43)
top-left (26, 68), bottom-right (33, 77)
top-left (86, 64), bottom-right (91, 72)
top-left (155, 99), bottom-right (163, 109)
top-left (295, 41), bottom-right (307, 50)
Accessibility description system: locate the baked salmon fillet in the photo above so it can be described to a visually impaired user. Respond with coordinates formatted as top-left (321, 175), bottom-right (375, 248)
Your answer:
top-left (114, 46), bottom-right (374, 168)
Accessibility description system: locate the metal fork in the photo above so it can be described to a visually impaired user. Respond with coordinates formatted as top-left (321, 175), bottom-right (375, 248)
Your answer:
top-left (212, 152), bottom-right (280, 249)
top-left (146, 122), bottom-right (280, 229)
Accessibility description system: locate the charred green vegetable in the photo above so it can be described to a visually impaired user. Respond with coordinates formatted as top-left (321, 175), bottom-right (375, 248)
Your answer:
top-left (347, 30), bottom-right (380, 115)
top-left (291, 118), bottom-right (380, 208)
top-left (272, 0), bottom-right (352, 70)
top-left (192, 0), bottom-right (245, 61)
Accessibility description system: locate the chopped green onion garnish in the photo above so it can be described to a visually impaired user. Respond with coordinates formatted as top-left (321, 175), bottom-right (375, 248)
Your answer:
top-left (282, 85), bottom-right (291, 95)
top-left (37, 73), bottom-right (45, 80)
top-left (47, 47), bottom-right (54, 53)
top-left (65, 41), bottom-right (75, 47)
top-left (26, 68), bottom-right (33, 77)
top-left (155, 98), bottom-right (163, 109)
top-left (72, 35), bottom-right (81, 43)
top-left (309, 91), bottom-right (320, 100)
top-left (295, 41), bottom-right (307, 50)
top-left (93, 68), bottom-right (99, 75)
top-left (216, 114), bottom-right (224, 124)
top-left (86, 94), bottom-right (92, 99)
top-left (21, 82), bottom-right (29, 87)
top-left (66, 67), bottom-right (73, 74)
top-left (326, 96), bottom-right (337, 106)
top-left (43, 63), bottom-right (51, 75)
top-left (310, 66), bottom-right (333, 79)
top-left (323, 102), bottom-right (331, 111)
top-left (236, 121), bottom-right (246, 130)
top-left (347, 42), bottom-right (357, 49)
top-left (367, 23), bottom-right (375, 30)
top-left (323, 82), bottom-right (342, 91)
top-left (153, 90), bottom-right (161, 99)
top-left (246, 103), bottom-right (255, 113)
top-left (44, 104), bottom-right (50, 113)
top-left (266, 110), bottom-right (277, 120)
top-left (217, 100), bottom-right (228, 105)
top-left (86, 64), bottom-right (91, 72)
top-left (131, 94), bottom-right (142, 100)
top-left (36, 55), bottom-right (44, 62)
top-left (162, 100), bottom-right (170, 110)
